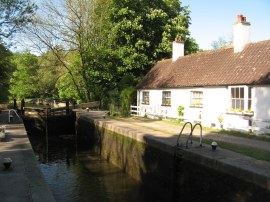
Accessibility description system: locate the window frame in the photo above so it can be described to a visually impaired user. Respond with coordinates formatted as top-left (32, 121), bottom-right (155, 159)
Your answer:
top-left (190, 91), bottom-right (203, 107)
top-left (162, 91), bottom-right (171, 106)
top-left (142, 91), bottom-right (150, 105)
top-left (228, 86), bottom-right (253, 114)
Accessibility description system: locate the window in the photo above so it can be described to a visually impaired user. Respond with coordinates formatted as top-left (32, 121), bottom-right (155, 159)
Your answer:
top-left (162, 91), bottom-right (171, 106)
top-left (190, 91), bottom-right (203, 107)
top-left (142, 91), bottom-right (149, 104)
top-left (230, 87), bottom-right (244, 110)
top-left (229, 86), bottom-right (252, 113)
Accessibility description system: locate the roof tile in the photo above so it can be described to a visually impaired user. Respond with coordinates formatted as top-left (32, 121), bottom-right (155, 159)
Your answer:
top-left (137, 40), bottom-right (270, 89)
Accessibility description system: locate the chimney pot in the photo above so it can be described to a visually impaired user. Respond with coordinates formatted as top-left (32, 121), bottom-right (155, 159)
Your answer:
top-left (237, 14), bottom-right (243, 22)
top-left (175, 37), bottom-right (183, 42)
top-left (236, 14), bottom-right (248, 24)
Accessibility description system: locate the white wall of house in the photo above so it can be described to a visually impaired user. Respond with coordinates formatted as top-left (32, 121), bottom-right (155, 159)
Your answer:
top-left (252, 86), bottom-right (270, 133)
top-left (137, 85), bottom-right (270, 133)
top-left (138, 87), bottom-right (228, 125)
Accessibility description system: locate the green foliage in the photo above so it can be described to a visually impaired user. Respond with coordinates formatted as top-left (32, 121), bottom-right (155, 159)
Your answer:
top-left (108, 89), bottom-right (120, 116)
top-left (177, 105), bottom-right (184, 122)
top-left (178, 105), bottom-right (184, 116)
top-left (9, 52), bottom-right (39, 100)
top-left (0, 43), bottom-right (14, 102)
top-left (184, 37), bottom-right (201, 54)
top-left (56, 74), bottom-right (81, 102)
top-left (82, 0), bottom-right (199, 109)
top-left (0, 0), bottom-right (37, 39)
top-left (106, 0), bottom-right (197, 79)
top-left (84, 46), bottom-right (120, 102)
top-left (36, 50), bottom-right (65, 99)
top-left (16, 0), bottom-right (199, 108)
top-left (120, 86), bottom-right (136, 117)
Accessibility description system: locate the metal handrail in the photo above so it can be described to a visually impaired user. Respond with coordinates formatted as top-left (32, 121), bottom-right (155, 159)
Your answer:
top-left (176, 122), bottom-right (203, 149)
top-left (8, 109), bottom-right (21, 123)
top-left (176, 122), bottom-right (193, 148)
top-left (191, 123), bottom-right (203, 147)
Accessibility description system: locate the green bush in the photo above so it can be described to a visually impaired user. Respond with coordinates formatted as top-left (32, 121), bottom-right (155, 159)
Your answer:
top-left (178, 105), bottom-right (185, 122)
top-left (108, 89), bottom-right (120, 116)
top-left (120, 87), bottom-right (136, 117)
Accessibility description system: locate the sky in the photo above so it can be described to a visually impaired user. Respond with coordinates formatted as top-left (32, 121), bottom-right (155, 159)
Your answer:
top-left (180, 0), bottom-right (270, 50)
top-left (13, 0), bottom-right (270, 53)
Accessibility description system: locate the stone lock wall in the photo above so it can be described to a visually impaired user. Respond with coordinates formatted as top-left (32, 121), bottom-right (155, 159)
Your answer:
top-left (76, 117), bottom-right (270, 202)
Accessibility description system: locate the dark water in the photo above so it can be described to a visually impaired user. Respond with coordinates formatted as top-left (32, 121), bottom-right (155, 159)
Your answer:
top-left (28, 134), bottom-right (157, 202)
top-left (25, 117), bottom-right (270, 202)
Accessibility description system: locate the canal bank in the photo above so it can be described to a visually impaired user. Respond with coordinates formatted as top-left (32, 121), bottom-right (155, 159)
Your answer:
top-left (0, 111), bottom-right (55, 202)
top-left (76, 110), bottom-right (270, 201)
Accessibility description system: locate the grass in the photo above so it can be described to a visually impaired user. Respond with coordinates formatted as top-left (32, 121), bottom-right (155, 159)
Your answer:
top-left (163, 118), bottom-right (270, 142)
top-left (187, 136), bottom-right (270, 162)
top-left (220, 142), bottom-right (270, 162)
top-left (164, 119), bottom-right (270, 160)
top-left (217, 129), bottom-right (270, 143)
top-left (201, 138), bottom-right (270, 162)
top-left (109, 116), bottom-right (270, 162)
top-left (163, 118), bottom-right (220, 132)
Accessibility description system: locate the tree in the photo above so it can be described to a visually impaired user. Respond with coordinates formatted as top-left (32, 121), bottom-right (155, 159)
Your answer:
top-left (120, 86), bottom-right (136, 117)
top-left (184, 37), bottom-right (201, 55)
top-left (9, 52), bottom-right (39, 100)
top-left (0, 43), bottom-right (14, 102)
top-left (0, 0), bottom-right (36, 40)
top-left (26, 0), bottom-right (109, 102)
top-left (0, 0), bottom-right (36, 102)
top-left (24, 0), bottom-right (199, 107)
top-left (96, 0), bottom-right (200, 112)
top-left (36, 49), bottom-right (66, 99)
top-left (211, 36), bottom-right (232, 50)
top-left (106, 0), bottom-right (198, 79)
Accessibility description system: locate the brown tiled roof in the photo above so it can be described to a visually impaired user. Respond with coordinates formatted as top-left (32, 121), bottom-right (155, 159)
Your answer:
top-left (137, 40), bottom-right (270, 89)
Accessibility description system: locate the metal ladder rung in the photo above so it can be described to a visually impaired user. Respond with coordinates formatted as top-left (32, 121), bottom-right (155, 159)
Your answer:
top-left (175, 122), bottom-right (203, 150)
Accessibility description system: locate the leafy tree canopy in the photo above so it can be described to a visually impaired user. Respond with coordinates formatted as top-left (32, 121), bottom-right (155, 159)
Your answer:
top-left (0, 43), bottom-right (14, 102)
top-left (0, 0), bottom-right (36, 40)
top-left (20, 0), bottom-right (199, 107)
top-left (9, 52), bottom-right (39, 100)
top-left (36, 49), bottom-right (66, 99)
top-left (106, 0), bottom-right (198, 78)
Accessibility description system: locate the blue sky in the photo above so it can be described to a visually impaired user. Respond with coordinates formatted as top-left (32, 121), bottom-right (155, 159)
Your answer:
top-left (18, 0), bottom-right (270, 53)
top-left (181, 0), bottom-right (270, 50)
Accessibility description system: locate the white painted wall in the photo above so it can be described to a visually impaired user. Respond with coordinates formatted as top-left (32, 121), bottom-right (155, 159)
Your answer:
top-left (252, 86), bottom-right (270, 133)
top-left (172, 41), bottom-right (184, 61)
top-left (138, 87), bottom-right (228, 126)
top-left (137, 85), bottom-right (270, 133)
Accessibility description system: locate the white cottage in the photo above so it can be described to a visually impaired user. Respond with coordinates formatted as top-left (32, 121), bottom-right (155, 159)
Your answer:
top-left (136, 14), bottom-right (270, 134)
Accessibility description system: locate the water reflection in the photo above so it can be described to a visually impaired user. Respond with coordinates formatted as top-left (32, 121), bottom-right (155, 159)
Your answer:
top-left (28, 134), bottom-right (146, 202)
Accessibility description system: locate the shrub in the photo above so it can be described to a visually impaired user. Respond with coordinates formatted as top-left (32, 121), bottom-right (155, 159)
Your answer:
top-left (120, 86), bottom-right (136, 117)
top-left (178, 105), bottom-right (185, 122)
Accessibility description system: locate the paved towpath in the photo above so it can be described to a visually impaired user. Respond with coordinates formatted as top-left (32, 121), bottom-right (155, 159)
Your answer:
top-left (119, 117), bottom-right (270, 152)
top-left (76, 110), bottom-right (270, 152)
top-left (0, 110), bottom-right (55, 202)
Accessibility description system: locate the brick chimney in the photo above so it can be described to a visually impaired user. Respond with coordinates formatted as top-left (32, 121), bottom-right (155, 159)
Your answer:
top-left (172, 37), bottom-right (184, 61)
top-left (233, 14), bottom-right (251, 53)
